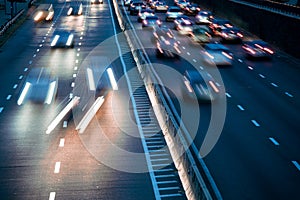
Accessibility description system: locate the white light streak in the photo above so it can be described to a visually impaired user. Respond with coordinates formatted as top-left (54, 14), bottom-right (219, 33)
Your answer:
top-left (107, 68), bottom-right (118, 90)
top-left (17, 82), bottom-right (31, 105)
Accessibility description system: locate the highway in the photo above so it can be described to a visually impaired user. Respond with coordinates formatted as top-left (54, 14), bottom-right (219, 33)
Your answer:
top-left (0, 0), bottom-right (299, 199)
top-left (123, 0), bottom-right (300, 199)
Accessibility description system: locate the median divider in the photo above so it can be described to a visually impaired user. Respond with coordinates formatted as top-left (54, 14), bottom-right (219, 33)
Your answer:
top-left (112, 0), bottom-right (221, 199)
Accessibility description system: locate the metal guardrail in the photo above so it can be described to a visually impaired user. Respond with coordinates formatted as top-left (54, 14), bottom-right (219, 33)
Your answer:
top-left (0, 9), bottom-right (24, 36)
top-left (231, 0), bottom-right (300, 17)
top-left (112, 0), bottom-right (221, 199)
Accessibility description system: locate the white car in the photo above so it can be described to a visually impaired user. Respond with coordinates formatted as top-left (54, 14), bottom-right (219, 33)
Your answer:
top-left (174, 16), bottom-right (193, 35)
top-left (17, 68), bottom-right (58, 105)
top-left (203, 43), bottom-right (233, 66)
top-left (165, 6), bottom-right (183, 21)
top-left (195, 11), bottom-right (213, 24)
top-left (154, 1), bottom-right (168, 12)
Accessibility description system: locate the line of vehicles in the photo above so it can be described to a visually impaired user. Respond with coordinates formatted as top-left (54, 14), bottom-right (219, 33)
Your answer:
top-left (125, 0), bottom-right (276, 102)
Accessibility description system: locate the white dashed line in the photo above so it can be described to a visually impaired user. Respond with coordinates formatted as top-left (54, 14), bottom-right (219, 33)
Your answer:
top-left (81, 32), bottom-right (84, 35)
top-left (37, 49), bottom-right (40, 52)
top-left (39, 44), bottom-right (42, 47)
top-left (292, 161), bottom-right (300, 171)
top-left (193, 59), bottom-right (197, 63)
top-left (59, 138), bottom-right (65, 147)
top-left (248, 66), bottom-right (253, 70)
top-left (182, 47), bottom-right (186, 49)
top-left (251, 120), bottom-right (260, 127)
top-left (42, 40), bottom-right (45, 43)
top-left (80, 37), bottom-right (83, 40)
top-left (75, 60), bottom-right (79, 64)
top-left (77, 53), bottom-right (80, 57)
top-left (238, 59), bottom-right (243, 63)
top-left (33, 54), bottom-right (36, 58)
top-left (237, 105), bottom-right (245, 111)
top-left (187, 52), bottom-right (191, 55)
top-left (13, 84), bottom-right (18, 89)
top-left (6, 95), bottom-right (11, 100)
top-left (73, 74), bottom-right (77, 78)
top-left (74, 66), bottom-right (78, 70)
top-left (0, 107), bottom-right (3, 113)
top-left (199, 66), bottom-right (204, 70)
top-left (63, 121), bottom-right (68, 128)
top-left (285, 92), bottom-right (293, 98)
top-left (271, 83), bottom-right (278, 87)
top-left (24, 68), bottom-right (28, 72)
top-left (225, 93), bottom-right (231, 98)
top-left (259, 74), bottom-right (265, 78)
top-left (69, 93), bottom-right (73, 99)
top-left (54, 162), bottom-right (61, 173)
top-left (77, 48), bottom-right (80, 51)
top-left (269, 137), bottom-right (279, 146)
top-left (71, 82), bottom-right (75, 87)
top-left (19, 75), bottom-right (23, 80)
top-left (49, 192), bottom-right (56, 200)
top-left (78, 42), bottom-right (82, 46)
top-left (29, 61), bottom-right (32, 64)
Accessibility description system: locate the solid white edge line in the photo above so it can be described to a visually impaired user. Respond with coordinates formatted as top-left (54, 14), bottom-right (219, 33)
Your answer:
top-left (269, 137), bottom-right (279, 146)
top-left (76, 96), bottom-right (104, 134)
top-left (49, 192), bottom-right (56, 200)
top-left (292, 161), bottom-right (300, 171)
top-left (46, 96), bottom-right (80, 134)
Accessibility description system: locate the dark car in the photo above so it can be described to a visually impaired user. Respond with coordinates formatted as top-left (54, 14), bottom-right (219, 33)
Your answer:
top-left (50, 30), bottom-right (75, 48)
top-left (17, 68), bottom-right (58, 105)
top-left (142, 15), bottom-right (162, 28)
top-left (242, 40), bottom-right (274, 59)
top-left (183, 3), bottom-right (200, 16)
top-left (220, 27), bottom-right (243, 43)
top-left (129, 1), bottom-right (146, 15)
top-left (209, 18), bottom-right (233, 36)
top-left (183, 70), bottom-right (218, 102)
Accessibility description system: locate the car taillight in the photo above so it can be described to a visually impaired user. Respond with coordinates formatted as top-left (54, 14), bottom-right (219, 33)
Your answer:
top-left (264, 48), bottom-right (274, 54)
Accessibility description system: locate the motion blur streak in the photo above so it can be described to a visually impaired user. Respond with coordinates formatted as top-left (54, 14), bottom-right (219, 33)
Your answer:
top-left (17, 82), bottom-right (31, 105)
top-left (46, 96), bottom-right (80, 134)
top-left (87, 68), bottom-right (96, 91)
top-left (45, 81), bottom-right (57, 104)
top-left (107, 68), bottom-right (118, 90)
top-left (76, 96), bottom-right (105, 134)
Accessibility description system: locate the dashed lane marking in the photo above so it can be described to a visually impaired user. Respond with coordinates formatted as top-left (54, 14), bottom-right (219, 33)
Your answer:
top-left (251, 120), bottom-right (260, 127)
top-left (269, 137), bottom-right (279, 146)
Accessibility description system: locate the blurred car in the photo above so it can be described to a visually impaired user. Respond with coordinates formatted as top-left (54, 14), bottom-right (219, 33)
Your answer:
top-left (209, 18), bottom-right (234, 36)
top-left (183, 70), bottom-right (218, 102)
top-left (129, 1), bottom-right (146, 15)
top-left (195, 11), bottom-right (213, 24)
top-left (174, 16), bottom-right (193, 35)
top-left (124, 0), bottom-right (132, 6)
top-left (50, 30), bottom-right (75, 48)
top-left (17, 68), bottom-right (58, 105)
top-left (33, 4), bottom-right (54, 22)
top-left (137, 8), bottom-right (155, 22)
top-left (154, 27), bottom-right (181, 58)
top-left (67, 2), bottom-right (83, 16)
top-left (190, 25), bottom-right (212, 43)
top-left (142, 15), bottom-right (162, 28)
top-left (203, 43), bottom-right (233, 66)
top-left (154, 1), bottom-right (168, 12)
top-left (91, 0), bottom-right (103, 4)
top-left (183, 3), bottom-right (200, 16)
top-left (175, 0), bottom-right (190, 9)
top-left (165, 6), bottom-right (183, 21)
top-left (219, 27), bottom-right (243, 43)
top-left (242, 40), bottom-right (274, 59)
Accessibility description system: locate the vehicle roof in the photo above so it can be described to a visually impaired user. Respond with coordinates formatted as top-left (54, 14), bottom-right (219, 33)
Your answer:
top-left (212, 18), bottom-right (231, 24)
top-left (168, 6), bottom-right (181, 10)
top-left (145, 15), bottom-right (159, 19)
